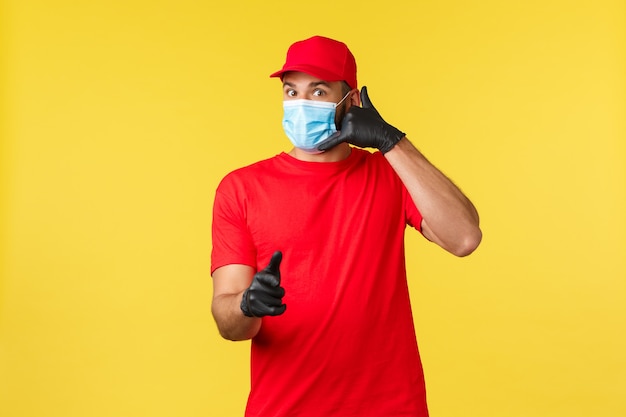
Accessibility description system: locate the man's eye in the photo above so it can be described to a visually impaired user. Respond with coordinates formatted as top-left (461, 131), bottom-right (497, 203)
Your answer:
top-left (313, 89), bottom-right (324, 97)
top-left (286, 90), bottom-right (296, 97)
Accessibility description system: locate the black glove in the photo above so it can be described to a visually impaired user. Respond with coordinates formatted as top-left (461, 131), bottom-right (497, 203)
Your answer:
top-left (240, 251), bottom-right (286, 317)
top-left (317, 86), bottom-right (405, 154)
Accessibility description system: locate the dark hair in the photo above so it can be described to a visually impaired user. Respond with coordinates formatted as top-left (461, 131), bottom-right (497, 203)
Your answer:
top-left (341, 81), bottom-right (352, 96)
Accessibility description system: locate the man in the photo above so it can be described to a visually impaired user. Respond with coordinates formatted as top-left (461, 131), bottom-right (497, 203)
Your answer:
top-left (211, 35), bottom-right (481, 417)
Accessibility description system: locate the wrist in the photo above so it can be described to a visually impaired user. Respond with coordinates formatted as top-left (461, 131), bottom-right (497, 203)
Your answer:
top-left (240, 289), bottom-right (256, 317)
top-left (380, 125), bottom-right (405, 154)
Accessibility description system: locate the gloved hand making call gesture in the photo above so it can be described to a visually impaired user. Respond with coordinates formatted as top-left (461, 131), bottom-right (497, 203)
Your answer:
top-left (317, 86), bottom-right (406, 154)
top-left (240, 251), bottom-right (286, 317)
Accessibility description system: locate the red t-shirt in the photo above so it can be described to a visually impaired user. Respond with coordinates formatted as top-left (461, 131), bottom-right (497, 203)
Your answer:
top-left (212, 148), bottom-right (429, 416)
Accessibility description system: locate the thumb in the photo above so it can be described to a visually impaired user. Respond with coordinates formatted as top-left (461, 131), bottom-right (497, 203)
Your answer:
top-left (317, 130), bottom-right (345, 152)
top-left (264, 251), bottom-right (283, 279)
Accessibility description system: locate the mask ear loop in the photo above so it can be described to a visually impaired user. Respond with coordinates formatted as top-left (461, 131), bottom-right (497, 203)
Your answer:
top-left (335, 91), bottom-right (351, 108)
top-left (333, 91), bottom-right (353, 131)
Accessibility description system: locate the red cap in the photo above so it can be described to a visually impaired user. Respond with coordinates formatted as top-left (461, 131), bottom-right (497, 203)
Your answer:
top-left (270, 36), bottom-right (357, 89)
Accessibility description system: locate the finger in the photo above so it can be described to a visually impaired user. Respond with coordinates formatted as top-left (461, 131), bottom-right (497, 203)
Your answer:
top-left (265, 251), bottom-right (282, 278)
top-left (360, 86), bottom-right (373, 109)
top-left (260, 303), bottom-right (287, 317)
top-left (255, 275), bottom-right (285, 295)
top-left (317, 131), bottom-right (345, 151)
top-left (262, 289), bottom-right (286, 305)
top-left (249, 290), bottom-right (286, 316)
top-left (271, 304), bottom-right (287, 316)
top-left (256, 272), bottom-right (280, 288)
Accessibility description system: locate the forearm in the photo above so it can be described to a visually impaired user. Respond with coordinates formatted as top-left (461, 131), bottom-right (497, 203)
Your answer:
top-left (212, 292), bottom-right (262, 341)
top-left (385, 137), bottom-right (482, 256)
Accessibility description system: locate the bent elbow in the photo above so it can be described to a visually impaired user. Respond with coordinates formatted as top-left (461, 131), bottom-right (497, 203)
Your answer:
top-left (452, 228), bottom-right (482, 257)
top-left (219, 329), bottom-right (244, 342)
top-left (216, 324), bottom-right (256, 342)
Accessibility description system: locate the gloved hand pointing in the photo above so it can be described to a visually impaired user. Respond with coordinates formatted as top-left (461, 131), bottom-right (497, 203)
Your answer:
top-left (317, 86), bottom-right (405, 154)
top-left (240, 251), bottom-right (286, 317)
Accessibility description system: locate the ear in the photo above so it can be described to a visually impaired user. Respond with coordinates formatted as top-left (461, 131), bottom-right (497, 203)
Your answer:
top-left (349, 88), bottom-right (361, 107)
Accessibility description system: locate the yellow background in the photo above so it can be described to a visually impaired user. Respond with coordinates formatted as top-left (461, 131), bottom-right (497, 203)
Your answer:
top-left (1, 0), bottom-right (624, 416)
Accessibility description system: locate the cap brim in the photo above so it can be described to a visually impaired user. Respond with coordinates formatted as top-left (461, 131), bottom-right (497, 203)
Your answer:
top-left (269, 65), bottom-right (343, 83)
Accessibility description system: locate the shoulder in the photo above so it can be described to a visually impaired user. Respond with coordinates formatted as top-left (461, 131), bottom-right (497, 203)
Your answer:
top-left (351, 148), bottom-right (396, 174)
top-left (351, 147), bottom-right (387, 164)
top-left (224, 154), bottom-right (282, 177)
top-left (217, 154), bottom-right (283, 191)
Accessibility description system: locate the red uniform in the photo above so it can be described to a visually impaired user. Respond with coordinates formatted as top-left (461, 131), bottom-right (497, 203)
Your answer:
top-left (212, 148), bottom-right (429, 416)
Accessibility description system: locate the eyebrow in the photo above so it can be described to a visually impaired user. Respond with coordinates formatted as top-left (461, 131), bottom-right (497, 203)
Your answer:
top-left (283, 81), bottom-right (332, 88)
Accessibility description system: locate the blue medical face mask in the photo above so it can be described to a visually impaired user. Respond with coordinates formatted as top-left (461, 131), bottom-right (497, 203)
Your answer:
top-left (282, 92), bottom-right (350, 154)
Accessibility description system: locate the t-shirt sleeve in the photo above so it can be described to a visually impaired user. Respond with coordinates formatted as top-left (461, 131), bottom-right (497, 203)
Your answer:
top-left (403, 186), bottom-right (423, 233)
top-left (210, 175), bottom-right (257, 275)
top-left (372, 150), bottom-right (423, 233)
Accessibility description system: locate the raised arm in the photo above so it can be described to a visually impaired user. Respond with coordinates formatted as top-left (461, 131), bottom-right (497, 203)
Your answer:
top-left (317, 86), bottom-right (481, 256)
top-left (385, 138), bottom-right (481, 256)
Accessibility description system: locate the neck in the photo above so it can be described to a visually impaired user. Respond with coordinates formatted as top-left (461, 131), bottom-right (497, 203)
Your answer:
top-left (288, 143), bottom-right (351, 162)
